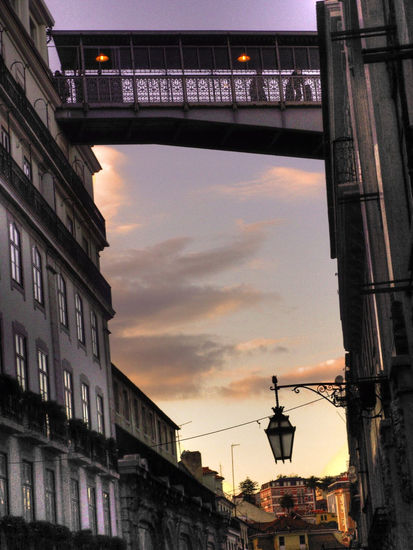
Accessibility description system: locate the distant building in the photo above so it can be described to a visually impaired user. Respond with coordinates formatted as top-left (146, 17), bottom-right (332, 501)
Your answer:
top-left (180, 451), bottom-right (249, 550)
top-left (249, 515), bottom-right (346, 550)
top-left (327, 478), bottom-right (355, 539)
top-left (260, 477), bottom-right (316, 516)
top-left (113, 367), bottom-right (236, 549)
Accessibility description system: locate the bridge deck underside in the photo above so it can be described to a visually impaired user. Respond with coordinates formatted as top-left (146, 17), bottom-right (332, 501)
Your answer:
top-left (56, 105), bottom-right (324, 159)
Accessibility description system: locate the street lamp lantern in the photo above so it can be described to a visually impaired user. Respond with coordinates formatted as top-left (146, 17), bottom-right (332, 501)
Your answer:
top-left (237, 53), bottom-right (250, 62)
top-left (265, 407), bottom-right (296, 463)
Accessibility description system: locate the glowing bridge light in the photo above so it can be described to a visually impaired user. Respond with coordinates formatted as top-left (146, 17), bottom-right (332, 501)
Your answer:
top-left (96, 53), bottom-right (109, 62)
top-left (237, 53), bottom-right (250, 62)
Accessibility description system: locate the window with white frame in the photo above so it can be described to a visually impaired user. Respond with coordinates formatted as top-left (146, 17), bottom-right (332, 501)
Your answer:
top-left (1, 126), bottom-right (10, 153)
top-left (15, 333), bottom-right (27, 390)
top-left (22, 461), bottom-right (34, 522)
top-left (87, 485), bottom-right (97, 535)
top-left (9, 222), bottom-right (23, 286)
top-left (57, 274), bottom-right (68, 327)
top-left (90, 311), bottom-right (99, 358)
top-left (103, 491), bottom-right (112, 536)
top-left (70, 478), bottom-right (81, 531)
top-left (96, 394), bottom-right (105, 435)
top-left (0, 453), bottom-right (8, 517)
top-left (63, 370), bottom-right (74, 419)
top-left (32, 247), bottom-right (43, 304)
top-left (81, 383), bottom-right (90, 427)
top-left (23, 156), bottom-right (32, 181)
top-left (75, 293), bottom-right (85, 344)
top-left (38, 350), bottom-right (49, 400)
top-left (45, 469), bottom-right (56, 523)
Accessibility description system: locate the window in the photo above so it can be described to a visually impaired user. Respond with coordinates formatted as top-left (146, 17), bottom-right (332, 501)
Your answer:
top-left (23, 156), bottom-right (32, 181)
top-left (279, 536), bottom-right (285, 547)
top-left (38, 350), bottom-right (49, 400)
top-left (90, 311), bottom-right (99, 358)
top-left (82, 236), bottom-right (89, 256)
top-left (96, 394), bottom-right (105, 435)
top-left (67, 216), bottom-right (74, 235)
top-left (57, 274), bottom-right (68, 327)
top-left (299, 535), bottom-right (305, 545)
top-left (87, 486), bottom-right (97, 535)
top-left (103, 491), bottom-right (112, 536)
top-left (113, 382), bottom-right (120, 413)
top-left (63, 370), bottom-right (74, 419)
top-left (9, 222), bottom-right (23, 286)
top-left (0, 453), bottom-right (8, 517)
top-left (32, 247), bottom-right (43, 304)
top-left (15, 333), bottom-right (27, 390)
top-left (22, 461), bottom-right (34, 522)
top-left (81, 383), bottom-right (90, 427)
top-left (1, 126), bottom-right (10, 153)
top-left (123, 390), bottom-right (130, 421)
top-left (75, 294), bottom-right (85, 344)
top-left (45, 469), bottom-right (56, 523)
top-left (133, 398), bottom-right (139, 428)
top-left (142, 405), bottom-right (147, 434)
top-left (170, 429), bottom-right (175, 456)
top-left (70, 479), bottom-right (81, 531)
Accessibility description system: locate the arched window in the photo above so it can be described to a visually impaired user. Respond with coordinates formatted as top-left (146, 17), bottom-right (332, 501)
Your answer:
top-left (57, 274), bottom-right (68, 327)
top-left (32, 246), bottom-right (43, 304)
top-left (75, 293), bottom-right (85, 343)
top-left (9, 222), bottom-right (23, 285)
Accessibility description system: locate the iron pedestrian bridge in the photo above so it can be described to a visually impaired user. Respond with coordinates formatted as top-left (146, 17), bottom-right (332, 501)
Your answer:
top-left (52, 31), bottom-right (323, 159)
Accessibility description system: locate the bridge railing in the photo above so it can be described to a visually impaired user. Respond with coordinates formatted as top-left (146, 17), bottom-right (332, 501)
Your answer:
top-left (55, 73), bottom-right (321, 106)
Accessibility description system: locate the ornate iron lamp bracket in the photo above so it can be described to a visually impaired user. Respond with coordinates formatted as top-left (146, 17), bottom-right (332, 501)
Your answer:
top-left (270, 375), bottom-right (386, 409)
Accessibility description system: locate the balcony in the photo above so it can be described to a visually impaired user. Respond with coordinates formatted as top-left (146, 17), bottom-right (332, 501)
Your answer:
top-left (0, 142), bottom-right (112, 308)
top-left (68, 419), bottom-right (119, 476)
top-left (0, 375), bottom-right (118, 472)
top-left (0, 53), bottom-right (106, 240)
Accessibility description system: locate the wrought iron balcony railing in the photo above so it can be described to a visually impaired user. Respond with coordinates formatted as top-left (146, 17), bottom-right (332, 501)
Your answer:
top-left (54, 72), bottom-right (321, 106)
top-left (0, 142), bottom-right (112, 307)
top-left (0, 54), bottom-right (106, 238)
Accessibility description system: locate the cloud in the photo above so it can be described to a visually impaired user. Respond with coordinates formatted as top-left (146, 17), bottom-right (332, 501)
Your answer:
top-left (277, 357), bottom-right (345, 385)
top-left (236, 338), bottom-right (288, 353)
top-left (110, 333), bottom-right (236, 399)
top-left (104, 221), bottom-right (276, 286)
top-left (215, 357), bottom-right (345, 400)
top-left (93, 146), bottom-right (141, 233)
top-left (215, 166), bottom-right (325, 200)
top-left (110, 281), bottom-right (264, 336)
top-left (103, 225), bottom-right (278, 335)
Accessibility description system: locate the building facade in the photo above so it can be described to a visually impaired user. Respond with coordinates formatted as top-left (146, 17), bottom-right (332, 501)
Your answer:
top-left (326, 478), bottom-right (354, 539)
top-left (260, 478), bottom-right (316, 517)
top-left (0, 0), bottom-right (119, 538)
top-left (317, 0), bottom-right (413, 548)
top-left (113, 367), bottom-right (231, 550)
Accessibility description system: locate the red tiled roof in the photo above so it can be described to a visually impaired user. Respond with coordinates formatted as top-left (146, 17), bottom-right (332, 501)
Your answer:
top-left (259, 516), bottom-right (320, 533)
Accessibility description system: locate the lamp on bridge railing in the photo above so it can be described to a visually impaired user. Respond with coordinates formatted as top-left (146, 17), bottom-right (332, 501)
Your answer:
top-left (96, 53), bottom-right (109, 63)
top-left (237, 53), bottom-right (250, 63)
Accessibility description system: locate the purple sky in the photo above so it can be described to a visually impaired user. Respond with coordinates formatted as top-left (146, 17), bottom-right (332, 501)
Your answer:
top-left (47, 0), bottom-right (347, 492)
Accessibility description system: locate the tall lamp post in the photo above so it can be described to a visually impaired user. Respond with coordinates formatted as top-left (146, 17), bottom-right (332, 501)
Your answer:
top-left (231, 443), bottom-right (240, 502)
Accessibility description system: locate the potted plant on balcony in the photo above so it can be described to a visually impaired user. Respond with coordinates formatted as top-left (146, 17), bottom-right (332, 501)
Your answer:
top-left (0, 516), bottom-right (30, 550)
top-left (0, 373), bottom-right (22, 420)
top-left (69, 418), bottom-right (92, 456)
top-left (22, 390), bottom-right (47, 433)
top-left (44, 400), bottom-right (68, 443)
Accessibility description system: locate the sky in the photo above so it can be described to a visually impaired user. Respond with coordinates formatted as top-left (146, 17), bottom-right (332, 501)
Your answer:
top-left (47, 0), bottom-right (348, 493)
